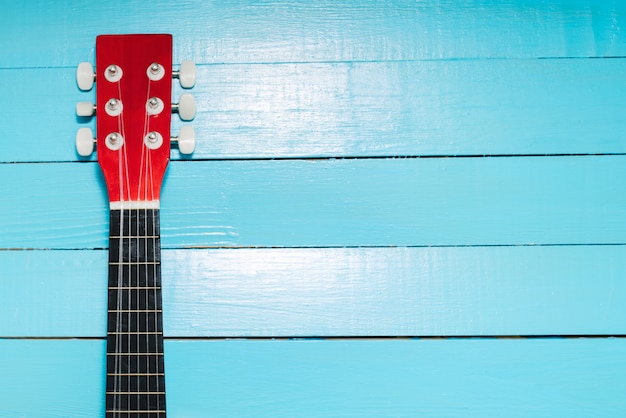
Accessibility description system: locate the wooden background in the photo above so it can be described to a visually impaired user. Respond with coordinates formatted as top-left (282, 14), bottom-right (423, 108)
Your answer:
top-left (2, 1), bottom-right (626, 416)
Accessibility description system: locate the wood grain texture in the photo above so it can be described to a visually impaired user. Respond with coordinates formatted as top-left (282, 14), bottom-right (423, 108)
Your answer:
top-left (3, 0), bottom-right (626, 68)
top-left (2, 246), bottom-right (625, 337)
top-left (1, 156), bottom-right (625, 249)
top-left (2, 1), bottom-right (625, 415)
top-left (4, 58), bottom-right (626, 162)
top-left (1, 338), bottom-right (625, 417)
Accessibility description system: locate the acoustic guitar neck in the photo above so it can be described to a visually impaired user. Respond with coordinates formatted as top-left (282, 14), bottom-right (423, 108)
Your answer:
top-left (74, 34), bottom-right (197, 417)
top-left (106, 208), bottom-right (165, 416)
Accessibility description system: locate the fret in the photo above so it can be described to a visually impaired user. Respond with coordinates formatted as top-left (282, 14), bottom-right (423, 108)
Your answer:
top-left (107, 373), bottom-right (164, 376)
top-left (108, 309), bottom-right (162, 312)
top-left (106, 374), bottom-right (165, 392)
top-left (107, 353), bottom-right (163, 356)
top-left (107, 334), bottom-right (164, 353)
top-left (106, 355), bottom-right (165, 375)
top-left (108, 312), bottom-right (163, 333)
top-left (109, 264), bottom-right (160, 287)
top-left (106, 393), bottom-right (165, 414)
top-left (109, 237), bottom-right (160, 263)
top-left (110, 235), bottom-right (160, 239)
top-left (109, 209), bottom-right (160, 236)
top-left (108, 289), bottom-right (161, 311)
top-left (107, 392), bottom-right (165, 395)
top-left (109, 286), bottom-right (161, 290)
top-left (105, 384), bottom-right (165, 395)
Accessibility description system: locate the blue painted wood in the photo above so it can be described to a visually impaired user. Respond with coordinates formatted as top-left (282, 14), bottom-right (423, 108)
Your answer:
top-left (2, 1), bottom-right (626, 416)
top-left (0, 339), bottom-right (103, 418)
top-left (0, 251), bottom-right (104, 337)
top-left (1, 338), bottom-right (625, 417)
top-left (1, 157), bottom-right (625, 249)
top-left (3, 0), bottom-right (626, 68)
top-left (4, 59), bottom-right (626, 162)
top-left (2, 246), bottom-right (625, 337)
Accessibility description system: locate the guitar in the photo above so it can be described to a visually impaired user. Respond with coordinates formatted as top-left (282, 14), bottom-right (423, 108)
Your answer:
top-left (75, 34), bottom-right (196, 417)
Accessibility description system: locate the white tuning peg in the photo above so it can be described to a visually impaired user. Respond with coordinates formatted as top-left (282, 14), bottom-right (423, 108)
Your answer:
top-left (76, 127), bottom-right (95, 156)
top-left (175, 93), bottom-right (196, 121)
top-left (76, 62), bottom-right (95, 91)
top-left (176, 60), bottom-right (196, 88)
top-left (76, 101), bottom-right (95, 117)
top-left (173, 126), bottom-right (196, 155)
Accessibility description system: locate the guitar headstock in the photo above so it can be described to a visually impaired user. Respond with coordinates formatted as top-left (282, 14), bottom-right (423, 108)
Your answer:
top-left (75, 34), bottom-right (196, 206)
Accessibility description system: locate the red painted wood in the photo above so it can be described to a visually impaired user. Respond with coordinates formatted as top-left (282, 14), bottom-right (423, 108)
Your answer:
top-left (95, 34), bottom-right (173, 203)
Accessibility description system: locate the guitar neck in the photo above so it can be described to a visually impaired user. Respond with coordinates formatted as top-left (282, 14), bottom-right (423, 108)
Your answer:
top-left (75, 33), bottom-right (195, 416)
top-left (106, 207), bottom-right (166, 417)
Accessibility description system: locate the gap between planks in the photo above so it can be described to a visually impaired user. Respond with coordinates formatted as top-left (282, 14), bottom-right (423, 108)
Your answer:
top-left (3, 152), bottom-right (626, 165)
top-left (3, 335), bottom-right (626, 341)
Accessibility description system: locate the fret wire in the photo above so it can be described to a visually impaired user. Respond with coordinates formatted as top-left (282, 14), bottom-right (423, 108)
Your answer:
top-left (106, 352), bottom-right (163, 356)
top-left (108, 286), bottom-right (161, 290)
top-left (108, 375), bottom-right (164, 379)
top-left (106, 391), bottom-right (165, 395)
top-left (109, 309), bottom-right (161, 313)
top-left (110, 235), bottom-right (159, 239)
top-left (106, 411), bottom-right (166, 414)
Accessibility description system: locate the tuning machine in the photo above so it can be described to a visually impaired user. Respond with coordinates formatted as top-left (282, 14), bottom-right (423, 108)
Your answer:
top-left (172, 61), bottom-right (197, 153)
top-left (173, 93), bottom-right (196, 121)
top-left (172, 126), bottom-right (196, 155)
top-left (74, 58), bottom-right (198, 157)
top-left (76, 101), bottom-right (96, 117)
top-left (75, 62), bottom-right (96, 156)
top-left (173, 60), bottom-right (196, 88)
top-left (76, 62), bottom-right (96, 91)
top-left (76, 127), bottom-right (96, 156)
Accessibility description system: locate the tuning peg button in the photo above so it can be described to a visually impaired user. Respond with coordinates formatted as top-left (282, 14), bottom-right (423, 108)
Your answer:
top-left (176, 60), bottom-right (196, 88)
top-left (77, 62), bottom-right (95, 91)
top-left (175, 93), bottom-right (196, 121)
top-left (76, 101), bottom-right (95, 117)
top-left (174, 126), bottom-right (196, 155)
top-left (76, 128), bottom-right (95, 156)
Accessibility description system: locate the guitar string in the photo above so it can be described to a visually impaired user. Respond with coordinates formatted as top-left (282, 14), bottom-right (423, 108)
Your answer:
top-left (145, 91), bottom-right (162, 415)
top-left (139, 76), bottom-right (150, 414)
top-left (118, 74), bottom-right (132, 416)
top-left (142, 76), bottom-right (153, 414)
top-left (153, 87), bottom-right (163, 416)
top-left (136, 156), bottom-right (142, 413)
top-left (143, 73), bottom-right (163, 415)
top-left (114, 74), bottom-right (125, 417)
top-left (146, 136), bottom-right (158, 414)
top-left (108, 60), bottom-right (167, 416)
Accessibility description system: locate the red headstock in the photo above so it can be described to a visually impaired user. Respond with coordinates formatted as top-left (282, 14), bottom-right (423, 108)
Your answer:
top-left (76, 34), bottom-right (196, 207)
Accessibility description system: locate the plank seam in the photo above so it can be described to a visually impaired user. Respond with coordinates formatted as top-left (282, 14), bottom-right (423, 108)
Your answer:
top-left (4, 152), bottom-right (626, 165)
top-left (3, 243), bottom-right (626, 251)
top-left (3, 335), bottom-right (626, 341)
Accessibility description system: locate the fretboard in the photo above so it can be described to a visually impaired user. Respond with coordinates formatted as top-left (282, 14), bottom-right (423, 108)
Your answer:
top-left (106, 208), bottom-right (166, 417)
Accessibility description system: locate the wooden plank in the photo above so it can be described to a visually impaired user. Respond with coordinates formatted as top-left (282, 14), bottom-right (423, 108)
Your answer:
top-left (1, 156), bottom-right (625, 249)
top-left (3, 0), bottom-right (626, 68)
top-left (4, 59), bottom-right (626, 162)
top-left (0, 250), bottom-right (105, 337)
top-left (0, 339), bottom-right (103, 417)
top-left (1, 338), bottom-right (625, 417)
top-left (2, 246), bottom-right (625, 337)
top-left (180, 59), bottom-right (626, 159)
